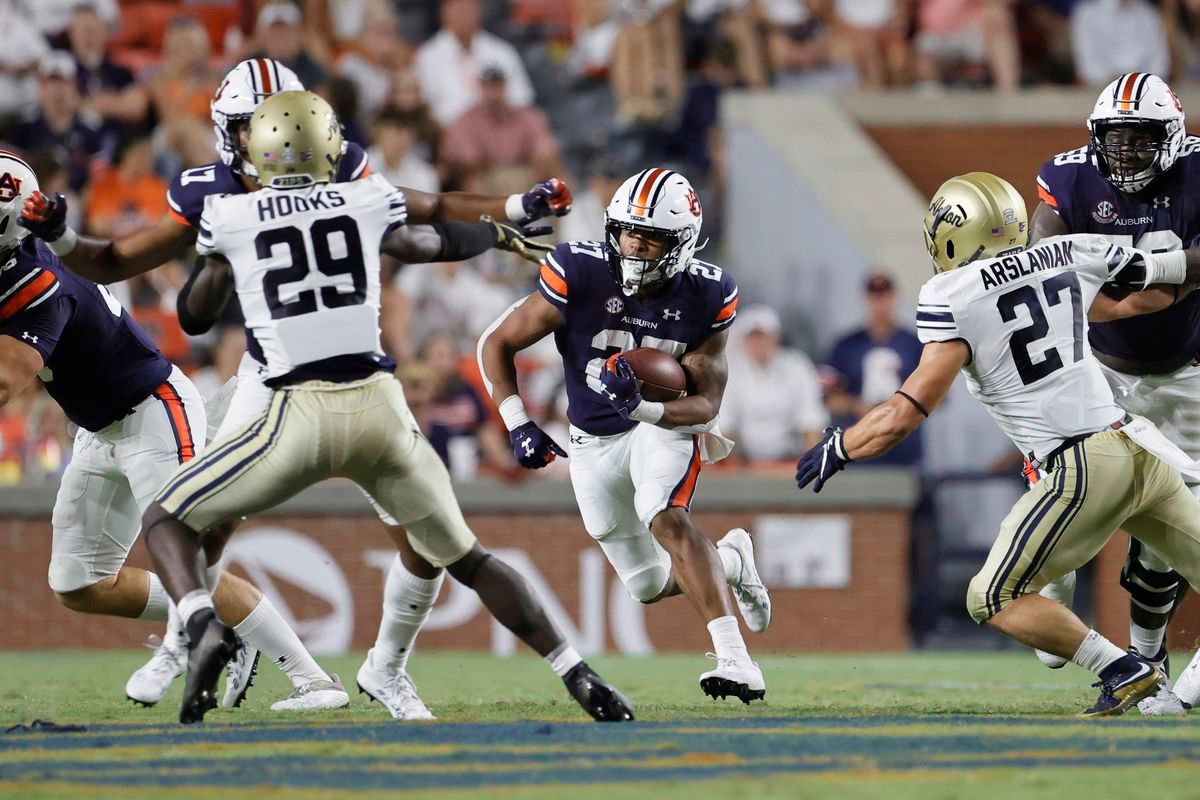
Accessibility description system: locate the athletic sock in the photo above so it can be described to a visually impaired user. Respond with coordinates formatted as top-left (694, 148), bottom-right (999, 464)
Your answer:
top-left (717, 545), bottom-right (742, 585)
top-left (707, 615), bottom-right (749, 663)
top-left (234, 595), bottom-right (329, 688)
top-left (1130, 621), bottom-right (1166, 659)
top-left (1171, 650), bottom-right (1200, 706)
top-left (137, 573), bottom-right (171, 622)
top-left (161, 602), bottom-right (187, 650)
top-left (178, 589), bottom-right (215, 643)
top-left (546, 643), bottom-right (583, 678)
top-left (1072, 629), bottom-right (1129, 676)
top-left (374, 556), bottom-right (443, 672)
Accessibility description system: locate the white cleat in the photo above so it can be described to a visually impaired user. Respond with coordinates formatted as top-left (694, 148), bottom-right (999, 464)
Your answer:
top-left (356, 648), bottom-right (436, 720)
top-left (221, 643), bottom-right (261, 708)
top-left (699, 653), bottom-right (766, 704)
top-left (1138, 685), bottom-right (1190, 716)
top-left (1034, 572), bottom-right (1077, 669)
top-left (719, 528), bottom-right (771, 634)
top-left (125, 642), bottom-right (186, 706)
top-left (269, 674), bottom-right (351, 712)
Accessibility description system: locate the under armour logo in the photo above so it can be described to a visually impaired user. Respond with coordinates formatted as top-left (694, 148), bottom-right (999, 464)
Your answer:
top-left (662, 309), bottom-right (682, 321)
top-left (1154, 196), bottom-right (1171, 209)
top-left (521, 437), bottom-right (534, 457)
top-left (21, 332), bottom-right (37, 343)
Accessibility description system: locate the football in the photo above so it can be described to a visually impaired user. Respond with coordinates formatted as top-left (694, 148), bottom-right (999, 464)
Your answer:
top-left (621, 347), bottom-right (687, 402)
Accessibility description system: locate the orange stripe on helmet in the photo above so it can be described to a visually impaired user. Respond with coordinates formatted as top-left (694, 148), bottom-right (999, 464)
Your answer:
top-left (540, 263), bottom-right (568, 296)
top-left (633, 168), bottom-right (665, 218)
top-left (1118, 72), bottom-right (1141, 110)
top-left (1037, 185), bottom-right (1058, 208)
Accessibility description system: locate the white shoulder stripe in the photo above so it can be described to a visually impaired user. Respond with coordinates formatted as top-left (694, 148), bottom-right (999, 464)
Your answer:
top-left (545, 252), bottom-right (565, 276)
top-left (167, 193), bottom-right (183, 214)
top-left (0, 269), bottom-right (38, 303)
top-left (1036, 175), bottom-right (1050, 191)
top-left (351, 153), bottom-right (369, 179)
top-left (539, 279), bottom-right (567, 305)
top-left (24, 281), bottom-right (59, 310)
top-left (724, 287), bottom-right (738, 303)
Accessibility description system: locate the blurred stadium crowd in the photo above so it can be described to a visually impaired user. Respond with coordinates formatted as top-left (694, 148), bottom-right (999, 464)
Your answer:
top-left (0, 0), bottom-right (1190, 484)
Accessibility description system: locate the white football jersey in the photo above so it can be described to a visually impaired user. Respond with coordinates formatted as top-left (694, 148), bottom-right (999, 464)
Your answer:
top-left (917, 234), bottom-right (1144, 463)
top-left (196, 174), bottom-right (406, 382)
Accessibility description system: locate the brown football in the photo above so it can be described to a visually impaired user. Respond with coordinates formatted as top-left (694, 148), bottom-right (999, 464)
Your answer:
top-left (621, 347), bottom-right (687, 402)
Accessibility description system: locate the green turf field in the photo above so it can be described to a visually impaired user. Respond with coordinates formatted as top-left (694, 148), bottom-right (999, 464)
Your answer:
top-left (2, 651), bottom-right (1198, 799)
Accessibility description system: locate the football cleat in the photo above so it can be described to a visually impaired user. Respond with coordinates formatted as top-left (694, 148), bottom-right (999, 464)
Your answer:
top-left (699, 653), bottom-right (766, 704)
top-left (356, 649), bottom-right (435, 720)
top-left (563, 661), bottom-right (635, 722)
top-left (1034, 572), bottom-right (1076, 669)
top-left (125, 640), bottom-right (186, 706)
top-left (1080, 653), bottom-right (1163, 718)
top-left (718, 528), bottom-right (771, 634)
top-left (270, 673), bottom-right (351, 712)
top-left (220, 643), bottom-right (260, 708)
top-left (179, 612), bottom-right (240, 724)
top-left (1138, 688), bottom-right (1190, 716)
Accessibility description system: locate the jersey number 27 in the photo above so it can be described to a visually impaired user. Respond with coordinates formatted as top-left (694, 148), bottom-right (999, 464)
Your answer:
top-left (998, 271), bottom-right (1084, 386)
top-left (255, 216), bottom-right (366, 319)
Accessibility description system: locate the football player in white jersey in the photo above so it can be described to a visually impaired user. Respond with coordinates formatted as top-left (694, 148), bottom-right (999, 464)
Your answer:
top-left (137, 91), bottom-right (633, 725)
top-left (796, 171), bottom-right (1200, 716)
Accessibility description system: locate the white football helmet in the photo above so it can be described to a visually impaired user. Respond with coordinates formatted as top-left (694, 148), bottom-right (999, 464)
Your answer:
top-left (1088, 72), bottom-right (1185, 193)
top-left (0, 151), bottom-right (38, 254)
top-left (604, 169), bottom-right (703, 296)
top-left (211, 58), bottom-right (304, 177)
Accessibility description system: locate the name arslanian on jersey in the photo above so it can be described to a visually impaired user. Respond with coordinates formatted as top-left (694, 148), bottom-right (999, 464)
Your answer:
top-left (980, 239), bottom-right (1075, 290)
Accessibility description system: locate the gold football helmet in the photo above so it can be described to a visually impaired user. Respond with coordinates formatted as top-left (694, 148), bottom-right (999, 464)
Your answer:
top-left (247, 91), bottom-right (342, 187)
top-left (922, 172), bottom-right (1028, 274)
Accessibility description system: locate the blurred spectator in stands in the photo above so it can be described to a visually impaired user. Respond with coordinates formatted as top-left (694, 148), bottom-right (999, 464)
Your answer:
top-left (913, 0), bottom-right (1020, 92)
top-left (611, 0), bottom-right (685, 124)
top-left (1163, 0), bottom-right (1200, 82)
top-left (1071, 0), bottom-right (1167, 85)
top-left (252, 2), bottom-right (327, 90)
top-left (320, 75), bottom-right (368, 146)
top-left (683, 0), bottom-right (769, 88)
top-left (722, 305), bottom-right (827, 461)
top-left (558, 155), bottom-right (625, 242)
top-left (308, 0), bottom-right (395, 56)
top-left (441, 64), bottom-right (562, 192)
top-left (34, 0), bottom-right (116, 38)
top-left (84, 129), bottom-right (164, 238)
top-left (368, 107), bottom-right (440, 192)
top-left (395, 258), bottom-right (519, 360)
top-left (1021, 0), bottom-right (1077, 84)
top-left (23, 394), bottom-right (70, 483)
top-left (0, 0), bottom-right (51, 128)
top-left (8, 52), bottom-right (108, 193)
top-left (832, 0), bottom-right (910, 88)
top-left (0, 400), bottom-right (27, 485)
top-left (335, 3), bottom-right (407, 119)
top-left (189, 323), bottom-right (246, 402)
top-left (414, 0), bottom-right (535, 125)
top-left (149, 16), bottom-right (222, 125)
top-left (822, 272), bottom-right (924, 468)
top-left (764, 0), bottom-right (857, 90)
top-left (417, 332), bottom-right (512, 480)
top-left (385, 66), bottom-right (440, 161)
top-left (68, 3), bottom-right (148, 131)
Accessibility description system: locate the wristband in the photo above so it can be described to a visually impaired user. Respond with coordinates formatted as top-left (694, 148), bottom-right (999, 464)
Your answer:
top-left (47, 227), bottom-right (78, 257)
top-left (628, 400), bottom-right (664, 424)
top-left (1144, 250), bottom-right (1187, 285)
top-left (505, 194), bottom-right (526, 222)
top-left (498, 394), bottom-right (531, 431)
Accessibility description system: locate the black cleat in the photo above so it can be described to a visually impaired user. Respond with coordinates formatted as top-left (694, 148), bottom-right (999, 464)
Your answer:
top-left (179, 611), bottom-right (239, 724)
top-left (699, 676), bottom-right (767, 705)
top-left (563, 662), bottom-right (634, 722)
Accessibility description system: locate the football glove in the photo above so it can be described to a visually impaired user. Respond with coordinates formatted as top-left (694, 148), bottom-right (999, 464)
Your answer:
top-left (481, 215), bottom-right (554, 264)
top-left (18, 191), bottom-right (69, 242)
top-left (795, 426), bottom-right (851, 493)
top-left (520, 178), bottom-right (573, 223)
top-left (599, 354), bottom-right (643, 420)
top-left (509, 421), bottom-right (566, 469)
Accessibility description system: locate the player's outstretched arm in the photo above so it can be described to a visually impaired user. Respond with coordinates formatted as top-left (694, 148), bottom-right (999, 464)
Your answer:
top-left (0, 335), bottom-right (46, 407)
top-left (382, 220), bottom-right (552, 265)
top-left (401, 178), bottom-right (572, 226)
top-left (177, 257), bottom-right (234, 336)
top-left (1089, 284), bottom-right (1192, 322)
top-left (1028, 200), bottom-right (1067, 247)
top-left (20, 193), bottom-right (193, 283)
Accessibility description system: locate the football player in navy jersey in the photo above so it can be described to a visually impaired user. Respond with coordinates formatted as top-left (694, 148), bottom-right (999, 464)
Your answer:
top-left (19, 57), bottom-right (572, 716)
top-left (479, 169), bottom-right (772, 703)
top-left (1031, 72), bottom-right (1200, 713)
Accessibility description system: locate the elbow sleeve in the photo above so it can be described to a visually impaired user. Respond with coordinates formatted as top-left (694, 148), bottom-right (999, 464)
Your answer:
top-left (430, 221), bottom-right (495, 262)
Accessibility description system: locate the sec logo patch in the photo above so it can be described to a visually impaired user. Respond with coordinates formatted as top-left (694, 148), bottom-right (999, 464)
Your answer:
top-left (604, 296), bottom-right (624, 315)
top-left (1092, 200), bottom-right (1117, 224)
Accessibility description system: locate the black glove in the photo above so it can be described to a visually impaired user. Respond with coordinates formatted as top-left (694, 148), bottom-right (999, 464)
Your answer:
top-left (509, 421), bottom-right (567, 469)
top-left (481, 215), bottom-right (554, 264)
top-left (795, 426), bottom-right (851, 493)
top-left (18, 191), bottom-right (69, 242)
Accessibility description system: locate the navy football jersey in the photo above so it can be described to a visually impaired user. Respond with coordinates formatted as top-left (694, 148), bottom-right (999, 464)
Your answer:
top-left (537, 241), bottom-right (738, 436)
top-left (1037, 138), bottom-right (1200, 364)
top-left (166, 141), bottom-right (372, 229)
top-left (0, 238), bottom-right (171, 431)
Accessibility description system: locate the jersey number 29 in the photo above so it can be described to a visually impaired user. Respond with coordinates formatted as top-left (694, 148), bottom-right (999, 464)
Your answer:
top-left (255, 216), bottom-right (366, 319)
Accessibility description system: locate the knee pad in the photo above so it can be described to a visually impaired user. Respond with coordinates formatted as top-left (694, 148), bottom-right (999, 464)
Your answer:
top-left (48, 555), bottom-right (100, 595)
top-left (621, 560), bottom-right (671, 604)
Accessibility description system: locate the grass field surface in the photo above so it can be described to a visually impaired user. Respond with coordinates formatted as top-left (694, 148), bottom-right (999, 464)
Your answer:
top-left (2, 651), bottom-right (1198, 798)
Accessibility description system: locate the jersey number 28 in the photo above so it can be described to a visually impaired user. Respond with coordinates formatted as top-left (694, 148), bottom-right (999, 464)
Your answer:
top-left (255, 216), bottom-right (366, 319)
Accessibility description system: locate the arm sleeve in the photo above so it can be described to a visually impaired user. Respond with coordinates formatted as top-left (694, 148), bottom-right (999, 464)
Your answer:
top-left (915, 281), bottom-right (961, 344)
top-left (0, 286), bottom-right (71, 363)
top-left (536, 243), bottom-right (571, 314)
top-left (710, 272), bottom-right (738, 331)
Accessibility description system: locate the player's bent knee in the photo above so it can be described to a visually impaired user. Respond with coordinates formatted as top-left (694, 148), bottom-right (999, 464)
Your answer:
top-left (648, 507), bottom-right (695, 545)
top-left (965, 573), bottom-right (997, 624)
top-left (52, 580), bottom-right (111, 613)
top-left (622, 562), bottom-right (671, 603)
top-left (48, 555), bottom-right (102, 596)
